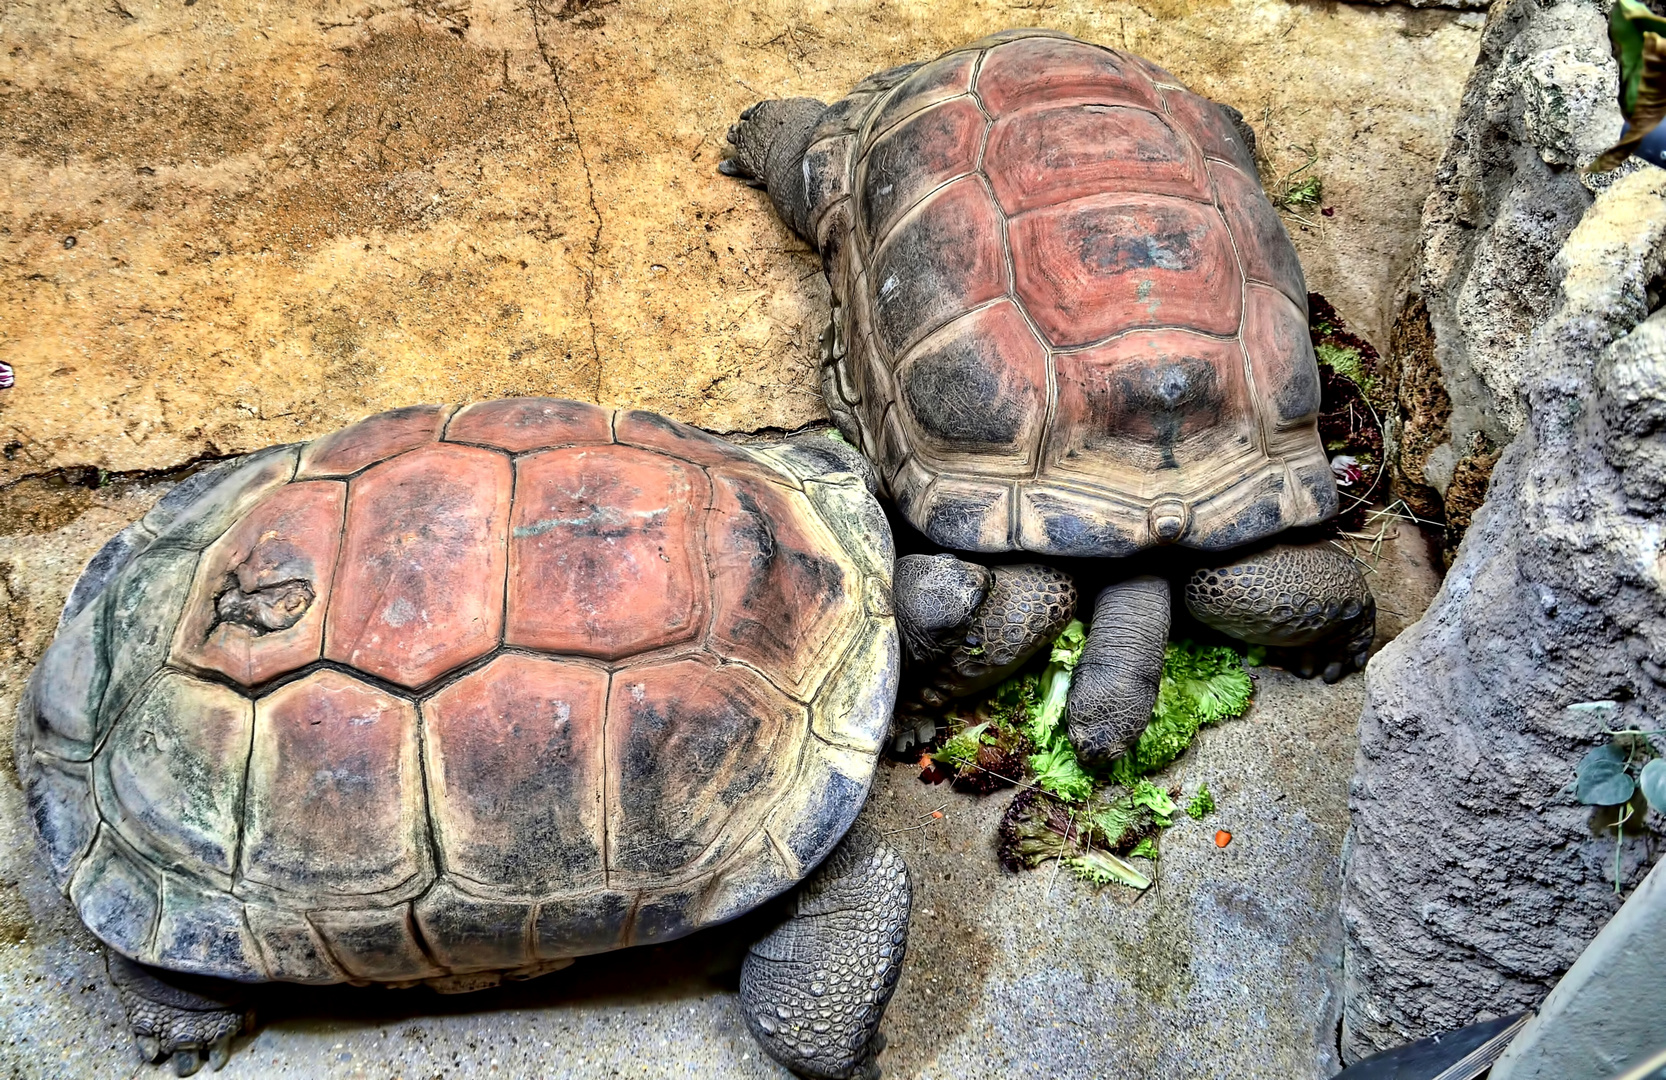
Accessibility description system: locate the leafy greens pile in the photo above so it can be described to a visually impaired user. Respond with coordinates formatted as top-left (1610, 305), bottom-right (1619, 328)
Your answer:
top-left (929, 622), bottom-right (1254, 890)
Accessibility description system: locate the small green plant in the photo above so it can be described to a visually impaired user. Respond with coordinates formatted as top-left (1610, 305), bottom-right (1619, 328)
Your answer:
top-left (971, 630), bottom-right (1256, 892)
top-left (1021, 620), bottom-right (1096, 801)
top-left (932, 721), bottom-right (991, 773)
top-left (1185, 783), bottom-right (1216, 820)
top-left (1271, 150), bottom-right (1322, 215)
top-left (1315, 342), bottom-right (1377, 396)
top-left (1573, 728), bottom-right (1666, 892)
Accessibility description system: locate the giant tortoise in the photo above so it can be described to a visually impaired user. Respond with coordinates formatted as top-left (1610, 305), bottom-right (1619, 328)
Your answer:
top-left (721, 29), bottom-right (1375, 760)
top-left (17, 399), bottom-right (908, 1080)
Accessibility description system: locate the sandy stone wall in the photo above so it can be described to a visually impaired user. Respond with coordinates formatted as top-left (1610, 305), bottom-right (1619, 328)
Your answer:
top-left (0, 0), bottom-right (1479, 485)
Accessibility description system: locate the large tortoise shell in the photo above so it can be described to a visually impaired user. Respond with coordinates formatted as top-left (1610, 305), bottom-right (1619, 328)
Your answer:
top-left (17, 400), bottom-right (898, 986)
top-left (807, 30), bottom-right (1337, 557)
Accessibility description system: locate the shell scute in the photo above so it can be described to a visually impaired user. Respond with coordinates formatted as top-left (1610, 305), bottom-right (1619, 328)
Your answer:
top-left (307, 905), bottom-right (441, 983)
top-left (1011, 194), bottom-right (1241, 346)
top-left (69, 828), bottom-right (159, 960)
top-left (296, 404), bottom-right (452, 480)
top-left (1210, 160), bottom-right (1307, 308)
top-left (241, 670), bottom-right (429, 900)
top-left (606, 658), bottom-right (804, 878)
top-left (615, 408), bottom-right (756, 466)
top-left (506, 446), bottom-right (708, 659)
top-left (97, 672), bottom-right (252, 880)
top-left (867, 50), bottom-right (978, 138)
top-left (975, 36), bottom-right (1161, 114)
top-left (1016, 485), bottom-right (1144, 558)
top-left (919, 476), bottom-right (1013, 552)
top-left (1161, 87), bottom-right (1258, 174)
top-left (444, 397), bottom-right (613, 453)
top-left (142, 444), bottom-right (300, 548)
top-left (171, 479), bottom-right (345, 687)
top-left (984, 103), bottom-right (1209, 215)
top-left (21, 756), bottom-right (97, 882)
top-left (1047, 330), bottom-right (1256, 482)
top-left (534, 889), bottom-right (631, 959)
top-left (707, 470), bottom-right (856, 695)
top-left (422, 654), bottom-right (608, 892)
top-left (896, 300), bottom-right (1047, 471)
top-left (413, 882), bottom-right (534, 973)
top-left (1243, 286), bottom-right (1322, 429)
top-left (870, 177), bottom-right (1009, 360)
top-left (859, 97), bottom-right (986, 244)
top-left (152, 877), bottom-right (261, 978)
top-left (102, 547), bottom-right (201, 734)
top-left (245, 904), bottom-right (342, 983)
top-left (24, 599), bottom-right (109, 760)
top-left (324, 443), bottom-right (510, 688)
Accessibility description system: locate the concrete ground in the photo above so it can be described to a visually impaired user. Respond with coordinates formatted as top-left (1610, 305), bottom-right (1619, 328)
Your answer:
top-left (0, 477), bottom-right (1441, 1080)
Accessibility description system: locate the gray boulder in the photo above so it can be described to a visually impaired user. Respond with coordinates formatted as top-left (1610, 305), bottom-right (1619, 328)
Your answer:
top-left (1340, 168), bottom-right (1666, 1060)
top-left (1489, 857), bottom-right (1666, 1080)
top-left (1385, 0), bottom-right (1619, 544)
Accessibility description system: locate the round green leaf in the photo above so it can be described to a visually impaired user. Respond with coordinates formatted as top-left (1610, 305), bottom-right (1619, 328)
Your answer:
top-left (1575, 750), bottom-right (1637, 806)
top-left (1640, 758), bottom-right (1666, 814)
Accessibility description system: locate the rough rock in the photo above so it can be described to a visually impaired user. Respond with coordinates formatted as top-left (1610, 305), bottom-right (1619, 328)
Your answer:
top-left (1382, 0), bottom-right (1622, 547)
top-left (1490, 858), bottom-right (1666, 1080)
top-left (1341, 167), bottom-right (1666, 1060)
top-left (0, 0), bottom-right (1480, 485)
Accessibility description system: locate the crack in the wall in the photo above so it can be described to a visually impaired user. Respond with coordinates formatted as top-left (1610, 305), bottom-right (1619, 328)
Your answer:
top-left (530, 0), bottom-right (605, 403)
top-left (0, 454), bottom-right (236, 495)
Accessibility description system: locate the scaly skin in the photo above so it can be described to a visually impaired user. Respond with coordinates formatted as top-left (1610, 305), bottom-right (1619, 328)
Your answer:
top-left (1184, 543), bottom-right (1375, 682)
top-left (1067, 576), bottom-right (1172, 767)
top-left (107, 953), bottom-right (247, 1077)
top-left (740, 825), bottom-right (911, 1080)
top-left (891, 559), bottom-right (1076, 753)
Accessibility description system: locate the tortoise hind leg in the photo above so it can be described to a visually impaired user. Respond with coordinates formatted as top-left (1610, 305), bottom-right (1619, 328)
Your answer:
top-left (739, 824), bottom-right (910, 1080)
top-left (1183, 542), bottom-right (1376, 682)
top-left (106, 951), bottom-right (248, 1076)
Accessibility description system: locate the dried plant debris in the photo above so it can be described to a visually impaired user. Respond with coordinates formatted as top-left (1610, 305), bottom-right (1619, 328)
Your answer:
top-left (1309, 292), bottom-right (1387, 527)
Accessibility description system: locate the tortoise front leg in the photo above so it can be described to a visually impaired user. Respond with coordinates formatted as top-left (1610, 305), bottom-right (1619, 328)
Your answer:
top-left (106, 951), bottom-right (248, 1076)
top-left (1066, 576), bottom-right (1172, 767)
top-left (891, 555), bottom-right (1077, 754)
top-left (719, 97), bottom-right (828, 238)
top-left (1183, 542), bottom-right (1376, 682)
top-left (739, 824), bottom-right (910, 1080)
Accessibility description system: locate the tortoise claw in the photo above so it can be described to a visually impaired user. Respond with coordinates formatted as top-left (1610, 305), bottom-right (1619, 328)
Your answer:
top-left (172, 1047), bottom-right (203, 1077)
top-left (208, 1035), bottom-right (231, 1072)
top-left (135, 1034), bottom-right (164, 1064)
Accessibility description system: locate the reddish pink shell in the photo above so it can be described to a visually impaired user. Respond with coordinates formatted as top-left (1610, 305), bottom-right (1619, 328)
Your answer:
top-left (817, 30), bottom-right (1335, 556)
top-left (18, 401), bottom-right (898, 987)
